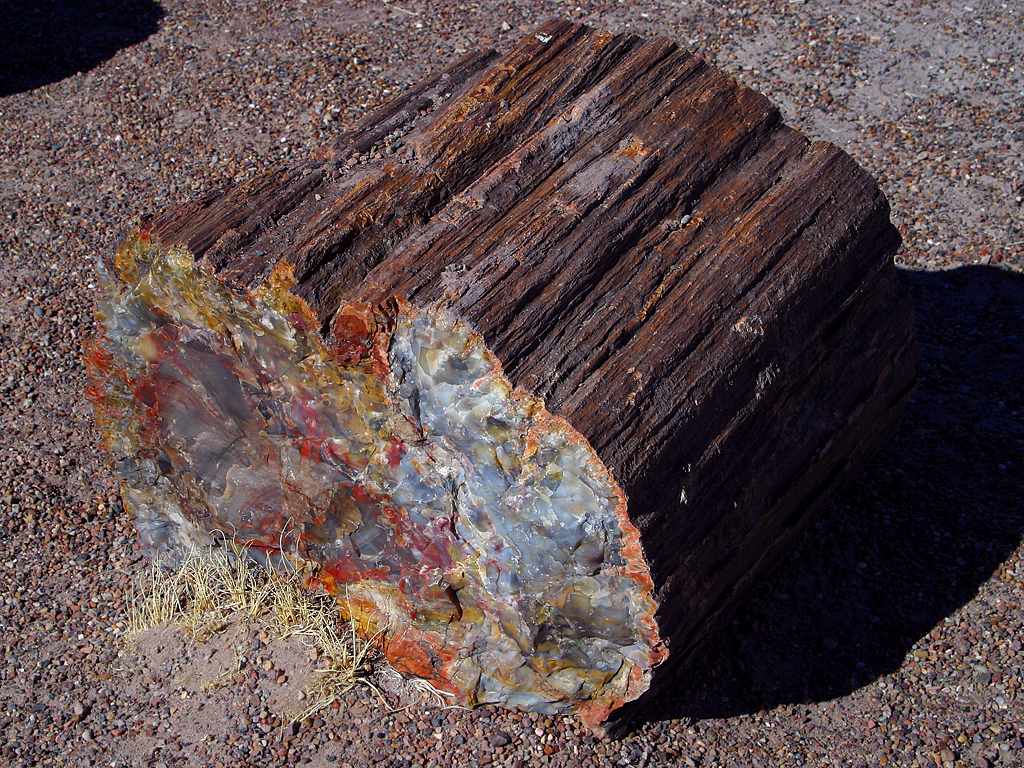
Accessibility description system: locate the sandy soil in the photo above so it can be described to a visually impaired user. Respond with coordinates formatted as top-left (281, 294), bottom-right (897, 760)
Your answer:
top-left (1, 1), bottom-right (1021, 766)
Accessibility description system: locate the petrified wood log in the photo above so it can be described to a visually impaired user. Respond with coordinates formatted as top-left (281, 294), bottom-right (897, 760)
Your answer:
top-left (86, 20), bottom-right (917, 730)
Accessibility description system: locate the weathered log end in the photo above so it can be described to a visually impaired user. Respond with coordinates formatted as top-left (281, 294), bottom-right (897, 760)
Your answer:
top-left (86, 19), bottom-right (917, 731)
top-left (86, 233), bottom-right (666, 727)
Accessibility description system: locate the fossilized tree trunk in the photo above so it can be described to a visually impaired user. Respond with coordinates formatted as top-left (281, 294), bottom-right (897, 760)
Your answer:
top-left (87, 20), bottom-right (917, 730)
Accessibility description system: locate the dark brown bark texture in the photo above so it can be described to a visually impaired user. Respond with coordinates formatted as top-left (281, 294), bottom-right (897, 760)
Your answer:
top-left (145, 19), bottom-right (917, 719)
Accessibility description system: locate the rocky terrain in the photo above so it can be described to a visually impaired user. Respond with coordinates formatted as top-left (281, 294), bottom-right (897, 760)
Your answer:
top-left (1, 1), bottom-right (1021, 766)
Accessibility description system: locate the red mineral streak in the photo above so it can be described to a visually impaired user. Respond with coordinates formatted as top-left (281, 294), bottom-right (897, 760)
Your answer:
top-left (330, 303), bottom-right (378, 365)
top-left (386, 437), bottom-right (406, 468)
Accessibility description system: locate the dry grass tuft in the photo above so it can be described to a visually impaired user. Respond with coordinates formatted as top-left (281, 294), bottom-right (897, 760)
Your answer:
top-left (125, 543), bottom-right (384, 720)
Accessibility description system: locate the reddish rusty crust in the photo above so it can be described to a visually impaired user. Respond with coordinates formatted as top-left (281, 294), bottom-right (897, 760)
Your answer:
top-left (83, 341), bottom-right (122, 447)
top-left (86, 232), bottom-right (666, 725)
top-left (336, 586), bottom-right (462, 684)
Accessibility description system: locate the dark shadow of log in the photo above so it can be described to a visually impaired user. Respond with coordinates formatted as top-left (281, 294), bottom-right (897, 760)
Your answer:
top-left (0, 0), bottom-right (164, 97)
top-left (615, 264), bottom-right (1024, 731)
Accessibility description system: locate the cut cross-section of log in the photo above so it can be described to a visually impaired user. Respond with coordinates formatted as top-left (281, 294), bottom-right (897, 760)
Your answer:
top-left (87, 19), bottom-right (917, 731)
top-left (87, 235), bottom-right (664, 725)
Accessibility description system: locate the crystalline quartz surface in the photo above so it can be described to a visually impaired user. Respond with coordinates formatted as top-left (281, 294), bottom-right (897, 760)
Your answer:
top-left (86, 233), bottom-right (663, 725)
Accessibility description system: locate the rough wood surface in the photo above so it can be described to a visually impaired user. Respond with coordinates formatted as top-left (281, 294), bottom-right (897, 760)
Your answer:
top-left (144, 19), bottom-right (917, 721)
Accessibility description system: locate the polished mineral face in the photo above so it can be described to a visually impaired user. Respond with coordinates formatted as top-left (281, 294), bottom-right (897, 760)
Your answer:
top-left (86, 232), bottom-right (664, 726)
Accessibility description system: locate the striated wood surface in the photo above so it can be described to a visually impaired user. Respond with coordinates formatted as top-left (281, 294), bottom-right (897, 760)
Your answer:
top-left (146, 19), bottom-right (917, 722)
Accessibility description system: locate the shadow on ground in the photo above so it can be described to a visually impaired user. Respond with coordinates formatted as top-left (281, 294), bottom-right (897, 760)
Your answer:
top-left (0, 0), bottom-right (164, 97)
top-left (639, 264), bottom-right (1024, 725)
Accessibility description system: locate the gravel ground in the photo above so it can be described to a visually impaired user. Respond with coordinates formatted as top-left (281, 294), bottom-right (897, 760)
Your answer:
top-left (1, 1), bottom-right (1022, 766)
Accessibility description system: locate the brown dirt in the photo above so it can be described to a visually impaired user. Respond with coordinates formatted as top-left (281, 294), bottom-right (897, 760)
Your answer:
top-left (114, 621), bottom-right (323, 765)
